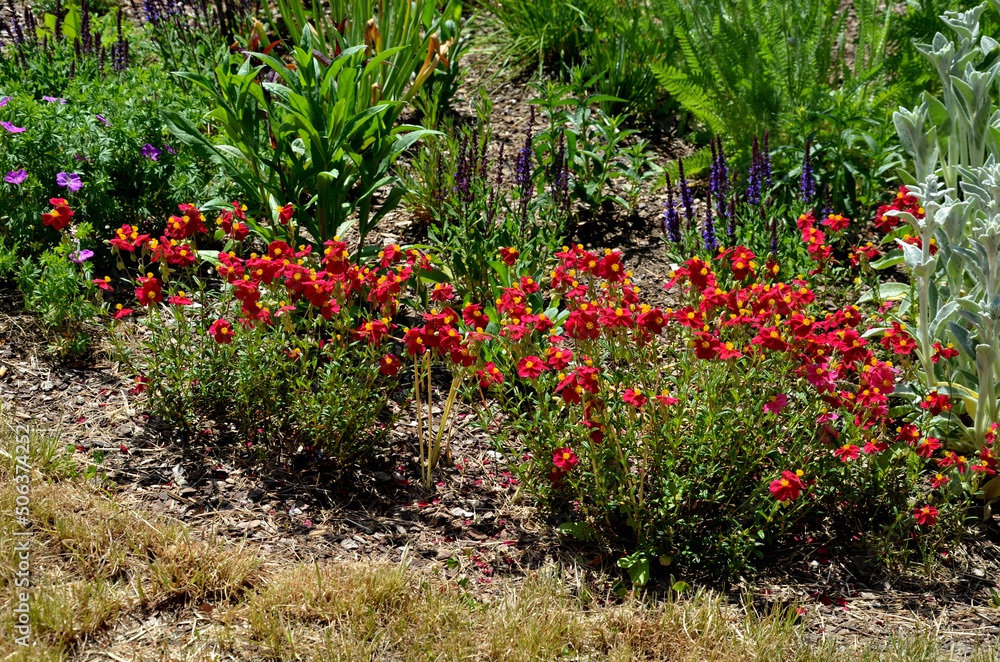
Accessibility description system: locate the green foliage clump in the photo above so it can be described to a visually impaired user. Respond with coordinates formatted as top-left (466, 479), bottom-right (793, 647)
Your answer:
top-left (0, 14), bottom-right (224, 253)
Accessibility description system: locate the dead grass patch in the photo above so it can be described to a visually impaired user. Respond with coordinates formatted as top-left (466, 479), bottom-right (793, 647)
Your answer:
top-left (0, 405), bottom-right (996, 661)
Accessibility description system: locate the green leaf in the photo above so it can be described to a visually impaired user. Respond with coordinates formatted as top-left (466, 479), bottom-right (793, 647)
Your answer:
top-left (617, 553), bottom-right (650, 586)
top-left (557, 522), bottom-right (595, 540)
top-left (415, 268), bottom-right (451, 284)
top-left (857, 282), bottom-right (909, 303)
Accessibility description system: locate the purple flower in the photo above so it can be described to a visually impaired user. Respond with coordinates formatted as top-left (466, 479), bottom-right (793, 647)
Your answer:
top-left (56, 172), bottom-right (83, 192)
top-left (70, 249), bottom-right (94, 264)
top-left (0, 96), bottom-right (11, 107)
top-left (762, 130), bottom-right (772, 190)
top-left (141, 143), bottom-right (161, 161)
top-left (164, 144), bottom-right (176, 155)
top-left (702, 191), bottom-right (719, 252)
top-left (95, 114), bottom-right (111, 126)
top-left (1, 121), bottom-right (26, 133)
top-left (663, 171), bottom-right (681, 244)
top-left (4, 169), bottom-right (27, 184)
top-left (42, 96), bottom-right (67, 104)
top-left (801, 138), bottom-right (815, 204)
top-left (746, 135), bottom-right (762, 206)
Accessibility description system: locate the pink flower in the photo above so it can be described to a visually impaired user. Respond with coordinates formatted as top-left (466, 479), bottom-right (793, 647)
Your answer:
top-left (552, 447), bottom-right (579, 471)
top-left (622, 388), bottom-right (647, 407)
top-left (834, 444), bottom-right (861, 462)
top-left (517, 356), bottom-right (545, 380)
top-left (763, 393), bottom-right (787, 414)
top-left (815, 409), bottom-right (839, 424)
top-left (914, 504), bottom-right (939, 526)
top-left (655, 393), bottom-right (679, 407)
top-left (769, 470), bottom-right (804, 502)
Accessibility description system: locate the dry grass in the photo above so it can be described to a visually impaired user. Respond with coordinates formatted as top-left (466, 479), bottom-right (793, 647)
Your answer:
top-left (0, 404), bottom-right (996, 661)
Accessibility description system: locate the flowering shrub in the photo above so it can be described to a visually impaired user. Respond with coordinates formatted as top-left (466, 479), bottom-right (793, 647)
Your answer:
top-left (103, 202), bottom-right (422, 464)
top-left (471, 243), bottom-right (969, 580)
top-left (0, 15), bottom-right (223, 251)
top-left (0, 198), bottom-right (100, 355)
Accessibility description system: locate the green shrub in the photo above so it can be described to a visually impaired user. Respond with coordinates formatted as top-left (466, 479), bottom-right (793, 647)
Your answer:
top-left (651, 0), bottom-right (893, 143)
top-left (0, 12), bottom-right (224, 252)
top-left (476, 245), bottom-right (965, 580)
top-left (16, 242), bottom-right (98, 356)
top-left (103, 200), bottom-right (409, 466)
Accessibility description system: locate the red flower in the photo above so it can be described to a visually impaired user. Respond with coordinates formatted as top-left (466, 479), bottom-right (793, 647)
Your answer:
top-left (769, 470), bottom-right (804, 502)
top-left (517, 356), bottom-right (545, 380)
top-left (914, 504), bottom-right (939, 526)
top-left (168, 292), bottom-right (193, 306)
top-left (920, 391), bottom-right (951, 416)
top-left (895, 423), bottom-right (921, 446)
top-left (545, 346), bottom-right (573, 370)
top-left (483, 362), bottom-right (504, 385)
top-left (599, 251), bottom-right (626, 281)
top-left (110, 224), bottom-right (149, 251)
top-left (763, 393), bottom-right (787, 414)
top-left (675, 306), bottom-right (705, 330)
top-left (130, 375), bottom-right (149, 395)
top-left (42, 200), bottom-right (74, 232)
top-left (820, 213), bottom-right (850, 231)
top-left (112, 304), bottom-right (133, 319)
top-left (165, 204), bottom-right (207, 239)
top-left (431, 282), bottom-right (454, 302)
top-left (727, 246), bottom-right (756, 281)
top-left (863, 439), bottom-right (888, 454)
top-left (929, 473), bottom-right (950, 488)
top-left (637, 307), bottom-right (666, 335)
top-left (684, 256), bottom-right (715, 291)
top-left (937, 450), bottom-right (968, 474)
top-left (834, 444), bottom-right (861, 461)
top-left (499, 247), bottom-right (520, 266)
top-left (622, 388), bottom-right (647, 407)
top-left (355, 318), bottom-right (390, 345)
top-left (135, 275), bottom-right (163, 306)
top-left (931, 342), bottom-right (959, 363)
top-left (379, 353), bottom-right (401, 376)
top-left (655, 392), bottom-right (679, 406)
top-left (403, 327), bottom-right (428, 356)
top-left (764, 256), bottom-right (781, 280)
top-left (278, 203), bottom-right (294, 224)
top-left (552, 447), bottom-right (579, 471)
top-left (692, 332), bottom-right (722, 360)
top-left (915, 436), bottom-right (942, 459)
top-left (599, 306), bottom-right (634, 329)
top-left (718, 340), bottom-right (743, 360)
top-left (753, 326), bottom-right (789, 352)
top-left (92, 276), bottom-right (114, 292)
top-left (209, 318), bottom-right (233, 344)
top-left (566, 307), bottom-right (600, 341)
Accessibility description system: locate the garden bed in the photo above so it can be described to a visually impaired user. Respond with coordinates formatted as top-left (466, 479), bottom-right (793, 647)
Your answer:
top-left (4, 0), bottom-right (1000, 658)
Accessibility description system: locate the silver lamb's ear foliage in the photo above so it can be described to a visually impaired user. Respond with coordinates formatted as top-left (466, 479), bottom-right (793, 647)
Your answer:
top-left (888, 3), bottom-right (1000, 450)
top-left (893, 103), bottom-right (939, 182)
top-left (959, 157), bottom-right (1000, 217)
top-left (904, 3), bottom-right (997, 190)
top-left (940, 4), bottom-right (987, 44)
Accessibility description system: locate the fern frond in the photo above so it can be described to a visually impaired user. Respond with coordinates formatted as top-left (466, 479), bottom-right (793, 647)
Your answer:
top-left (651, 63), bottom-right (726, 134)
